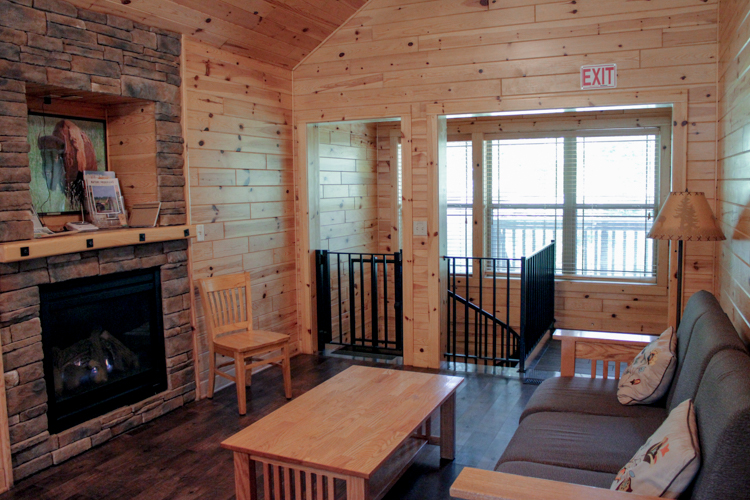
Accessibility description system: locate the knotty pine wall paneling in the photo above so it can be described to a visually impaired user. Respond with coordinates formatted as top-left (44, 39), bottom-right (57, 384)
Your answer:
top-left (318, 122), bottom-right (378, 253)
top-left (377, 123), bottom-right (401, 255)
top-left (294, 0), bottom-right (720, 368)
top-left (316, 122), bottom-right (378, 343)
top-left (184, 40), bottom-right (297, 394)
top-left (107, 103), bottom-right (158, 212)
top-left (716, 0), bottom-right (750, 344)
top-left (376, 123), bottom-right (401, 339)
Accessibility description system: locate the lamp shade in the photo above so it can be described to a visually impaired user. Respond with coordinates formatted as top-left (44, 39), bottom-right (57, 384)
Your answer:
top-left (647, 191), bottom-right (725, 241)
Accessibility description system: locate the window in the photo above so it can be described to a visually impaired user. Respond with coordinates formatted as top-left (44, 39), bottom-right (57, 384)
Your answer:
top-left (446, 114), bottom-right (669, 282)
top-left (389, 129), bottom-right (403, 251)
top-left (446, 141), bottom-right (473, 272)
top-left (397, 140), bottom-right (403, 250)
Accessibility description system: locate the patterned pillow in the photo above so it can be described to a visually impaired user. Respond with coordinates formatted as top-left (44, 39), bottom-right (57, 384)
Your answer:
top-left (611, 399), bottom-right (700, 497)
top-left (617, 326), bottom-right (677, 405)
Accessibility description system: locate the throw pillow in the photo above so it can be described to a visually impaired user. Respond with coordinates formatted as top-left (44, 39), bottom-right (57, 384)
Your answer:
top-left (618, 326), bottom-right (677, 405)
top-left (611, 399), bottom-right (700, 498)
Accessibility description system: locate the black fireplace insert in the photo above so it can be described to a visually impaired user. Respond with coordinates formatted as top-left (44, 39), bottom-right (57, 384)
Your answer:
top-left (40, 268), bottom-right (167, 433)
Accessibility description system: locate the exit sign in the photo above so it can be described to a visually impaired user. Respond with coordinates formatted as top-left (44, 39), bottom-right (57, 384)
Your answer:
top-left (581, 64), bottom-right (617, 89)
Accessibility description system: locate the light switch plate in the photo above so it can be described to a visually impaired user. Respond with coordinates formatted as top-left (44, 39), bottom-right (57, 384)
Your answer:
top-left (196, 224), bottom-right (205, 242)
top-left (413, 220), bottom-right (428, 236)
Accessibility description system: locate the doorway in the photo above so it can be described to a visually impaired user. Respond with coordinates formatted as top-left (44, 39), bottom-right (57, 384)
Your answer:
top-left (306, 119), bottom-right (404, 356)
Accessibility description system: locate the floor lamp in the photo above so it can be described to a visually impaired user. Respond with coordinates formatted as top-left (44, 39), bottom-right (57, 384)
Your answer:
top-left (647, 191), bottom-right (725, 328)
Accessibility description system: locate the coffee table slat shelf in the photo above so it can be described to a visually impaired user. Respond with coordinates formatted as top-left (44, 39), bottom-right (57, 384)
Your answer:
top-left (366, 436), bottom-right (427, 500)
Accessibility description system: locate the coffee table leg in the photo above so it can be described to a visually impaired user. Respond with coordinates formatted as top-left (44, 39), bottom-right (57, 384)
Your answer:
top-left (440, 392), bottom-right (456, 460)
top-left (346, 476), bottom-right (368, 500)
top-left (233, 452), bottom-right (258, 500)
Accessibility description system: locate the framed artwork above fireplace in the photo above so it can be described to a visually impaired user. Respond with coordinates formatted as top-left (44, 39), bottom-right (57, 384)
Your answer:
top-left (28, 113), bottom-right (108, 215)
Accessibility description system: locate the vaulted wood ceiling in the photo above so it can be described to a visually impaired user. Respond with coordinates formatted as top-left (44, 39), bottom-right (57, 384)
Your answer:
top-left (66, 0), bottom-right (370, 69)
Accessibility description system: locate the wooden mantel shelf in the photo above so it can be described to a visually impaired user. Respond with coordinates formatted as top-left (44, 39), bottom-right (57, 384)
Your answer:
top-left (0, 225), bottom-right (196, 263)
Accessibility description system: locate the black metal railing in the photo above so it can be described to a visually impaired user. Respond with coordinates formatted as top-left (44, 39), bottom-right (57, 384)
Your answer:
top-left (315, 250), bottom-right (403, 355)
top-left (445, 256), bottom-right (520, 369)
top-left (444, 241), bottom-right (555, 372)
top-left (519, 241), bottom-right (556, 369)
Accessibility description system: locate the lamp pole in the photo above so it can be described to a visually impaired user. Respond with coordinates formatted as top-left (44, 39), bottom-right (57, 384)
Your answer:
top-left (676, 239), bottom-right (684, 330)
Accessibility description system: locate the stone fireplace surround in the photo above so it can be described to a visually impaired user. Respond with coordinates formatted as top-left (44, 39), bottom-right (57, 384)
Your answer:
top-left (1, 243), bottom-right (195, 481)
top-left (0, 0), bottom-right (194, 483)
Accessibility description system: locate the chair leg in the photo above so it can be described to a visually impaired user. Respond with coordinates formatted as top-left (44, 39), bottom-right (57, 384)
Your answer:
top-left (235, 353), bottom-right (247, 415)
top-left (282, 344), bottom-right (292, 399)
top-left (207, 351), bottom-right (216, 399)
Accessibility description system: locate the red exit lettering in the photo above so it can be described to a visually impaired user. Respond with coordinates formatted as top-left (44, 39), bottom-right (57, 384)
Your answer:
top-left (581, 64), bottom-right (617, 90)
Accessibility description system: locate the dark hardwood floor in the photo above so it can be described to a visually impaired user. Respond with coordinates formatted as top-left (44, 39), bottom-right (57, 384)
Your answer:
top-left (0, 354), bottom-right (541, 500)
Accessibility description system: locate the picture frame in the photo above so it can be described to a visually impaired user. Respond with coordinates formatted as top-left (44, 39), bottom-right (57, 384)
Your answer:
top-left (28, 113), bottom-right (108, 215)
top-left (128, 202), bottom-right (161, 228)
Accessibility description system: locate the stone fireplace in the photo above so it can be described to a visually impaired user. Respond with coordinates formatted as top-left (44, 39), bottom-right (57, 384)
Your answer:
top-left (2, 243), bottom-right (194, 481)
top-left (0, 0), bottom-right (194, 484)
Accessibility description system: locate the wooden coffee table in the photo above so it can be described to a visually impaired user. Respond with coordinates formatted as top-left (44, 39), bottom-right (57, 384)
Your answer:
top-left (221, 365), bottom-right (464, 500)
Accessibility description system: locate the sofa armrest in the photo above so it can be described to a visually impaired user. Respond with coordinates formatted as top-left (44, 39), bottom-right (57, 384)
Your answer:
top-left (553, 329), bottom-right (657, 378)
top-left (450, 468), bottom-right (661, 500)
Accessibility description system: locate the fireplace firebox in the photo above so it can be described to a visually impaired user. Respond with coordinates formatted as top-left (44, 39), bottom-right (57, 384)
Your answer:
top-left (40, 268), bottom-right (167, 433)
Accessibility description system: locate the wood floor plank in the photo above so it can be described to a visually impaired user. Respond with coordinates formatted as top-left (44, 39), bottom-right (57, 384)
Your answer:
top-left (0, 354), bottom-right (541, 500)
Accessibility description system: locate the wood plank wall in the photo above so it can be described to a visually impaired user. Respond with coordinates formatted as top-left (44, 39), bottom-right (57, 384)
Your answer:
top-left (318, 123), bottom-right (378, 253)
top-left (294, 0), bottom-right (720, 367)
top-left (108, 103), bottom-right (158, 212)
top-left (717, 0), bottom-right (750, 343)
top-left (376, 123), bottom-right (401, 338)
top-left (377, 123), bottom-right (401, 254)
top-left (183, 39), bottom-right (297, 393)
top-left (316, 122), bottom-right (378, 343)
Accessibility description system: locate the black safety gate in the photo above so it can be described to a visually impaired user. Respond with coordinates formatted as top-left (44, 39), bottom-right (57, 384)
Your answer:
top-left (315, 250), bottom-right (403, 355)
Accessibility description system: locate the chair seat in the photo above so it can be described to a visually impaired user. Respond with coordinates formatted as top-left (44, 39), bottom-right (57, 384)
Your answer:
top-left (214, 329), bottom-right (289, 354)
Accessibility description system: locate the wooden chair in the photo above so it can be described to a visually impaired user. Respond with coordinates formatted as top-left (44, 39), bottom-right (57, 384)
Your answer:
top-left (197, 272), bottom-right (292, 415)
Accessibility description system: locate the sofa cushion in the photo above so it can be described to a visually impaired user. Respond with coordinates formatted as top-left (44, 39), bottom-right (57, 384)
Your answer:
top-left (673, 290), bottom-right (721, 364)
top-left (690, 350), bottom-right (750, 500)
top-left (496, 461), bottom-right (615, 489)
top-left (665, 308), bottom-right (747, 411)
top-left (618, 326), bottom-right (677, 405)
top-left (520, 377), bottom-right (667, 422)
top-left (611, 399), bottom-right (700, 498)
top-left (497, 412), bottom-right (663, 474)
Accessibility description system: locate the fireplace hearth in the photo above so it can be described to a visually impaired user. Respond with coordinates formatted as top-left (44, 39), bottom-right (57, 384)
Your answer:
top-left (40, 268), bottom-right (167, 433)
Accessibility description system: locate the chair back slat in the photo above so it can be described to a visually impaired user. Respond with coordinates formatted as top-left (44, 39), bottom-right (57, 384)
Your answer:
top-left (228, 287), bottom-right (239, 324)
top-left (218, 289), bottom-right (229, 325)
top-left (211, 290), bottom-right (223, 326)
top-left (198, 272), bottom-right (254, 339)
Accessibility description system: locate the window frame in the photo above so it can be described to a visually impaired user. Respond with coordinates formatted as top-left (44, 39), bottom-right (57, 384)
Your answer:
top-left (390, 129), bottom-right (403, 251)
top-left (447, 114), bottom-right (672, 286)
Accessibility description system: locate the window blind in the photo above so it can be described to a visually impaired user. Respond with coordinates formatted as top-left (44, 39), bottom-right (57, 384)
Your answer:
top-left (396, 141), bottom-right (403, 250)
top-left (485, 129), bottom-right (661, 280)
top-left (446, 141), bottom-right (473, 272)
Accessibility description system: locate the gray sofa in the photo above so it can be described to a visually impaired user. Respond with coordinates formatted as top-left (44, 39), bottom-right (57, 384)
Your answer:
top-left (493, 291), bottom-right (750, 499)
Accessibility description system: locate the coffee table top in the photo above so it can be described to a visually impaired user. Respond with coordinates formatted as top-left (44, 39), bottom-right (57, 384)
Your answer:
top-left (221, 365), bottom-right (464, 478)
